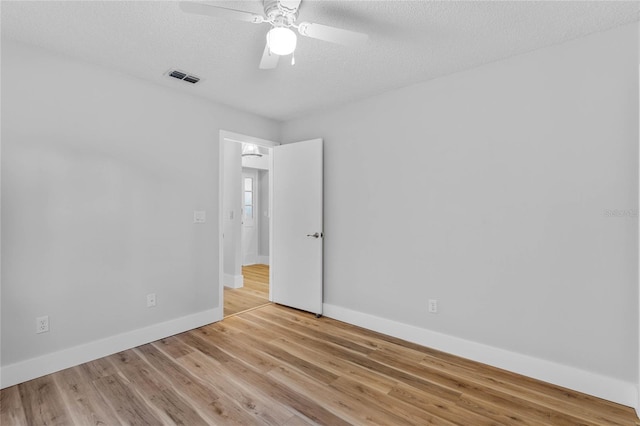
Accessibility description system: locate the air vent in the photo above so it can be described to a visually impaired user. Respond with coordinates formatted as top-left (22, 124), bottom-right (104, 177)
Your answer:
top-left (169, 70), bottom-right (187, 79)
top-left (183, 75), bottom-right (200, 84)
top-left (166, 69), bottom-right (201, 85)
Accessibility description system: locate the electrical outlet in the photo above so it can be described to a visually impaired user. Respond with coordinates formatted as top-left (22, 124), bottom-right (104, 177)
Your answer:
top-left (147, 293), bottom-right (156, 308)
top-left (36, 316), bottom-right (49, 334)
top-left (428, 299), bottom-right (438, 314)
top-left (193, 210), bottom-right (206, 223)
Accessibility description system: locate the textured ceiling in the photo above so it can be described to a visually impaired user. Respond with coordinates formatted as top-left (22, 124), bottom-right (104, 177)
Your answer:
top-left (2, 1), bottom-right (639, 121)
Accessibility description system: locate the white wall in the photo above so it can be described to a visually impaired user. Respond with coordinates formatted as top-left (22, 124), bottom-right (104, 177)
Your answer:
top-left (283, 23), bottom-right (638, 399)
top-left (0, 39), bottom-right (279, 385)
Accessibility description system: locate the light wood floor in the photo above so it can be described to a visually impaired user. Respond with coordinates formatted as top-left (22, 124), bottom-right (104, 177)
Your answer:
top-left (1, 303), bottom-right (638, 425)
top-left (224, 264), bottom-right (270, 317)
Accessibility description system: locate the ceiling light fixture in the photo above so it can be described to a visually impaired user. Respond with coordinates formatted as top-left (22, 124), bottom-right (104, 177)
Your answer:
top-left (266, 26), bottom-right (297, 56)
top-left (242, 144), bottom-right (263, 157)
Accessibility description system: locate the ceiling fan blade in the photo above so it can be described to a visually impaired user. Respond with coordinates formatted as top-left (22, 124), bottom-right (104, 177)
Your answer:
top-left (297, 22), bottom-right (368, 46)
top-left (180, 2), bottom-right (264, 24)
top-left (259, 43), bottom-right (279, 69)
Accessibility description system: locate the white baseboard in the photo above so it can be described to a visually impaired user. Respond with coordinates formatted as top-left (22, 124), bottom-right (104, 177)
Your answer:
top-left (322, 303), bottom-right (638, 409)
top-left (0, 307), bottom-right (222, 389)
top-left (243, 254), bottom-right (258, 266)
top-left (257, 255), bottom-right (270, 265)
top-left (224, 273), bottom-right (243, 288)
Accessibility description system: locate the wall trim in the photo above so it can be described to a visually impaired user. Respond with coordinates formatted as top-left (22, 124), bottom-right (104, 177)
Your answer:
top-left (323, 303), bottom-right (638, 409)
top-left (257, 256), bottom-right (270, 265)
top-left (0, 307), bottom-right (221, 389)
top-left (224, 273), bottom-right (243, 288)
top-left (636, 58), bottom-right (640, 420)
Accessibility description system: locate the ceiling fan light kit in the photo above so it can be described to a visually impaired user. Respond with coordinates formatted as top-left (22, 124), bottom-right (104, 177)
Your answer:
top-left (266, 27), bottom-right (297, 56)
top-left (242, 144), bottom-right (263, 157)
top-left (180, 0), bottom-right (368, 69)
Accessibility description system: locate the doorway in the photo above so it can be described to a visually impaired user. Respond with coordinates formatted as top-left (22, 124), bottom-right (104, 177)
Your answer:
top-left (220, 131), bottom-right (276, 317)
top-left (226, 166), bottom-right (271, 316)
top-left (219, 131), bottom-right (324, 320)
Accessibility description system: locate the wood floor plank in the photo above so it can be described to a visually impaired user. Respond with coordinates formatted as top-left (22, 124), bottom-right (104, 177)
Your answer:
top-left (174, 331), bottom-right (235, 364)
top-left (177, 350), bottom-right (295, 425)
top-left (224, 292), bottom-right (269, 316)
top-left (250, 307), bottom-right (375, 355)
top-left (370, 348), bottom-right (557, 425)
top-left (242, 308), bottom-right (464, 403)
top-left (388, 382), bottom-right (505, 426)
top-left (220, 312), bottom-right (284, 341)
top-left (106, 349), bottom-right (210, 425)
top-left (92, 374), bottom-right (163, 426)
top-left (330, 375), bottom-right (461, 426)
top-left (198, 319), bottom-right (242, 338)
top-left (418, 353), bottom-right (635, 426)
top-left (266, 303), bottom-right (383, 343)
top-left (200, 317), bottom-right (341, 386)
top-left (282, 414), bottom-right (317, 426)
top-left (268, 364), bottom-right (412, 426)
top-left (53, 366), bottom-right (120, 426)
top-left (0, 386), bottom-right (28, 426)
top-left (135, 344), bottom-right (260, 424)
top-left (79, 357), bottom-right (118, 381)
top-left (219, 353), bottom-right (351, 425)
top-left (240, 333), bottom-right (340, 385)
top-left (188, 325), bottom-right (280, 373)
top-left (18, 376), bottom-right (73, 426)
top-left (268, 336), bottom-right (399, 394)
top-left (153, 335), bottom-right (195, 359)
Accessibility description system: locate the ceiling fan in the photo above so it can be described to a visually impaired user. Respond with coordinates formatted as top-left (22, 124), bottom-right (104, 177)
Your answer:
top-left (180, 0), bottom-right (369, 69)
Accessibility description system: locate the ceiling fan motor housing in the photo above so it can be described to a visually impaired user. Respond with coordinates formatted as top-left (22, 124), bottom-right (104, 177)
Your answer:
top-left (264, 0), bottom-right (299, 27)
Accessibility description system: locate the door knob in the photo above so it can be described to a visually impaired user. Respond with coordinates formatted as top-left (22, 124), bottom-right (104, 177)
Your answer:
top-left (307, 232), bottom-right (322, 238)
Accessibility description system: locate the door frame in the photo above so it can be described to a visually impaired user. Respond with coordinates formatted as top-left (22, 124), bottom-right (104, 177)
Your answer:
top-left (219, 130), bottom-right (278, 315)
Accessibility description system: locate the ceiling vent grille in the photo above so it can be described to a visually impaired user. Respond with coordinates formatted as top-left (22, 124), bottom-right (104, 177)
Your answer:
top-left (166, 69), bottom-right (201, 84)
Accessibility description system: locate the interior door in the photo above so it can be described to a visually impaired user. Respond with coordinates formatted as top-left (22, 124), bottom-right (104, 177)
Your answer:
top-left (271, 139), bottom-right (323, 315)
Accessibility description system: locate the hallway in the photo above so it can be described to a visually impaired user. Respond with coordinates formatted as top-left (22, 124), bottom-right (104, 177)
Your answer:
top-left (224, 264), bottom-right (269, 317)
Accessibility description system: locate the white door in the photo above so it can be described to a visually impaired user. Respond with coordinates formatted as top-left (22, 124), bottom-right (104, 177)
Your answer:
top-left (271, 139), bottom-right (323, 315)
top-left (241, 169), bottom-right (258, 265)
